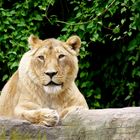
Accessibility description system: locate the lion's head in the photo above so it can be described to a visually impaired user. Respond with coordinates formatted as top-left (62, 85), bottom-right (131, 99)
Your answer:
top-left (18, 35), bottom-right (81, 94)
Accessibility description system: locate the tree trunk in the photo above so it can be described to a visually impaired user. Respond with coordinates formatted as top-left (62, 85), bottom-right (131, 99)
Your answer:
top-left (0, 107), bottom-right (140, 140)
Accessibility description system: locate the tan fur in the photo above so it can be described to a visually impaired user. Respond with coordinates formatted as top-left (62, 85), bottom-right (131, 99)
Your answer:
top-left (0, 35), bottom-right (88, 126)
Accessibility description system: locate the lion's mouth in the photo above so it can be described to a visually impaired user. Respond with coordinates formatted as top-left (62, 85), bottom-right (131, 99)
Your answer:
top-left (43, 81), bottom-right (63, 94)
top-left (44, 81), bottom-right (63, 87)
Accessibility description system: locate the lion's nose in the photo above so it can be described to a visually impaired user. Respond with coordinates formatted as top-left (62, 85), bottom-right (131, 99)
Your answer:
top-left (45, 71), bottom-right (58, 78)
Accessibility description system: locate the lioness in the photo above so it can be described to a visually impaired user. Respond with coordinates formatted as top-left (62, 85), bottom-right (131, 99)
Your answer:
top-left (0, 35), bottom-right (88, 126)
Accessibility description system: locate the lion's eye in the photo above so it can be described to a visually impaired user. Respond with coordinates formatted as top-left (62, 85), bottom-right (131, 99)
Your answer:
top-left (38, 55), bottom-right (44, 61)
top-left (58, 54), bottom-right (65, 59)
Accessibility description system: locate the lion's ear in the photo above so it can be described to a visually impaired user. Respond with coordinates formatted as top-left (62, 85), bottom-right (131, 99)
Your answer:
top-left (66, 35), bottom-right (81, 54)
top-left (28, 35), bottom-right (42, 49)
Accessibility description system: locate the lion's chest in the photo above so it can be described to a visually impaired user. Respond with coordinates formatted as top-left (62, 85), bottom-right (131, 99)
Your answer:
top-left (42, 94), bottom-right (69, 113)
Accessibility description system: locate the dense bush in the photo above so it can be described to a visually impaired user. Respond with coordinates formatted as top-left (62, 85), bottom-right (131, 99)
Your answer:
top-left (0, 0), bottom-right (55, 82)
top-left (0, 0), bottom-right (140, 108)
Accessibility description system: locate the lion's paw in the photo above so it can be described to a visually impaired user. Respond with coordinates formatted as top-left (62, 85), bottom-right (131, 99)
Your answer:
top-left (38, 108), bottom-right (59, 126)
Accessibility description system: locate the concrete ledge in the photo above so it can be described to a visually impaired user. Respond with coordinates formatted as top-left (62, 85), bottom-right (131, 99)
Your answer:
top-left (0, 107), bottom-right (140, 140)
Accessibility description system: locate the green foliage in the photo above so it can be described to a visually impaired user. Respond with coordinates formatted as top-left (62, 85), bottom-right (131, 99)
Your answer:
top-left (53, 0), bottom-right (140, 108)
top-left (0, 0), bottom-right (54, 83)
top-left (0, 0), bottom-right (140, 108)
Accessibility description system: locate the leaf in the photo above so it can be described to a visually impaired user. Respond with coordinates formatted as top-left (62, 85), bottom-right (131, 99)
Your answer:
top-left (121, 19), bottom-right (126, 24)
top-left (79, 25), bottom-right (85, 31)
top-left (125, 95), bottom-right (131, 101)
top-left (113, 26), bottom-right (120, 34)
top-left (10, 62), bottom-right (18, 69)
top-left (128, 31), bottom-right (132, 36)
top-left (121, 7), bottom-right (126, 13)
top-left (87, 22), bottom-right (93, 29)
top-left (80, 72), bottom-right (86, 78)
top-left (2, 74), bottom-right (9, 81)
top-left (94, 94), bottom-right (101, 99)
top-left (35, 15), bottom-right (43, 21)
top-left (76, 12), bottom-right (82, 18)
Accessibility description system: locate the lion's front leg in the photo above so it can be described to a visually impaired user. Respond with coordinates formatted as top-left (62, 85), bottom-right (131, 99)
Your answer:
top-left (60, 106), bottom-right (88, 118)
top-left (14, 106), bottom-right (59, 126)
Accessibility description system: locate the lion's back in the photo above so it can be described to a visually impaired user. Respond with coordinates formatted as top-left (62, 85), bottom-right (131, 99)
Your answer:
top-left (0, 71), bottom-right (19, 116)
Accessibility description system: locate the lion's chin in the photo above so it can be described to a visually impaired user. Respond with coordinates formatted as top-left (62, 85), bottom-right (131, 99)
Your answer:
top-left (43, 85), bottom-right (62, 94)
